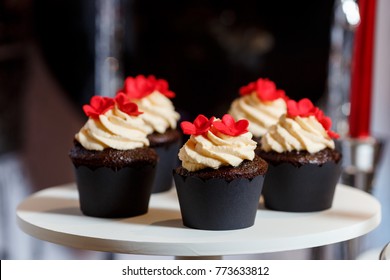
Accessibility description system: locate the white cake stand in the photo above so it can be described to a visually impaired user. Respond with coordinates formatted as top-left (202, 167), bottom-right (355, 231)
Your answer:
top-left (17, 183), bottom-right (381, 258)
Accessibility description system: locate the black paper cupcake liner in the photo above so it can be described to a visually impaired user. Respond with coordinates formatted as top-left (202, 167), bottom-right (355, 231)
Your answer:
top-left (262, 161), bottom-right (341, 212)
top-left (151, 139), bottom-right (181, 193)
top-left (74, 164), bottom-right (156, 218)
top-left (173, 172), bottom-right (265, 230)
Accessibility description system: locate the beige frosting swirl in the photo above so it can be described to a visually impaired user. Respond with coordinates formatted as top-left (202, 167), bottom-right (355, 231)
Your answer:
top-left (75, 105), bottom-right (152, 151)
top-left (133, 91), bottom-right (180, 134)
top-left (228, 92), bottom-right (287, 138)
top-left (261, 115), bottom-right (335, 154)
top-left (178, 130), bottom-right (256, 172)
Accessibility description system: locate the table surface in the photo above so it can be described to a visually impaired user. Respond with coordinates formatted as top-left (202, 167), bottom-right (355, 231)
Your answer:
top-left (17, 183), bottom-right (381, 257)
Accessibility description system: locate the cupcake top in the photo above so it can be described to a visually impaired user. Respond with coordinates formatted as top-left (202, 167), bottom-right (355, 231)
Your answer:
top-left (261, 98), bottom-right (339, 154)
top-left (117, 75), bottom-right (180, 134)
top-left (178, 114), bottom-right (257, 172)
top-left (228, 78), bottom-right (288, 138)
top-left (75, 93), bottom-right (152, 151)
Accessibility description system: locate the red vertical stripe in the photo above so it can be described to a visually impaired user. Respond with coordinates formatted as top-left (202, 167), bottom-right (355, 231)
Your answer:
top-left (349, 0), bottom-right (377, 138)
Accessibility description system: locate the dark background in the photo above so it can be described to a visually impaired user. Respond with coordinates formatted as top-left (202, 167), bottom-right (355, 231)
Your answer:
top-left (32, 0), bottom-right (335, 120)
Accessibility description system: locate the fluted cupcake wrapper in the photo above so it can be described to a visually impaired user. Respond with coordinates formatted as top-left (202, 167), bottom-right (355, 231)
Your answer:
top-left (151, 139), bottom-right (181, 193)
top-left (74, 165), bottom-right (156, 218)
top-left (262, 161), bottom-right (341, 212)
top-left (173, 172), bottom-right (265, 230)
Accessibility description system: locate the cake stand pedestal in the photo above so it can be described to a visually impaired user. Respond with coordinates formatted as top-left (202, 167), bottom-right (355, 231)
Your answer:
top-left (17, 183), bottom-right (381, 259)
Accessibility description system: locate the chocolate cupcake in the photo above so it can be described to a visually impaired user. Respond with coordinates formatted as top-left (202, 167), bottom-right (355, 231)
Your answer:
top-left (69, 93), bottom-right (158, 218)
top-left (228, 78), bottom-right (288, 142)
top-left (147, 129), bottom-right (181, 193)
top-left (117, 75), bottom-right (181, 193)
top-left (257, 98), bottom-right (342, 212)
top-left (173, 114), bottom-right (268, 230)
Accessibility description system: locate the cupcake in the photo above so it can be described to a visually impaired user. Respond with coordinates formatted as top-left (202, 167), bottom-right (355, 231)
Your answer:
top-left (228, 77), bottom-right (288, 141)
top-left (69, 93), bottom-right (158, 218)
top-left (173, 114), bottom-right (268, 230)
top-left (118, 75), bottom-right (181, 193)
top-left (257, 98), bottom-right (342, 212)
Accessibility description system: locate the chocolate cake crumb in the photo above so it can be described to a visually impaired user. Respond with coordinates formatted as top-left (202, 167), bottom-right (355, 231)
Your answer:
top-left (256, 147), bottom-right (342, 167)
top-left (69, 141), bottom-right (158, 169)
top-left (148, 129), bottom-right (181, 148)
top-left (175, 155), bottom-right (268, 182)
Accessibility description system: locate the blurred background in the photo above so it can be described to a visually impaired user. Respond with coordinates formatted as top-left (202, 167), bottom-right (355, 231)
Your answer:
top-left (1, 0), bottom-right (389, 259)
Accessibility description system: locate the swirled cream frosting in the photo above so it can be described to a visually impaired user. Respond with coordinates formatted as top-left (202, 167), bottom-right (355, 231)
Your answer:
top-left (178, 130), bottom-right (256, 172)
top-left (75, 105), bottom-right (152, 151)
top-left (261, 114), bottom-right (335, 154)
top-left (229, 92), bottom-right (287, 138)
top-left (134, 91), bottom-right (180, 134)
